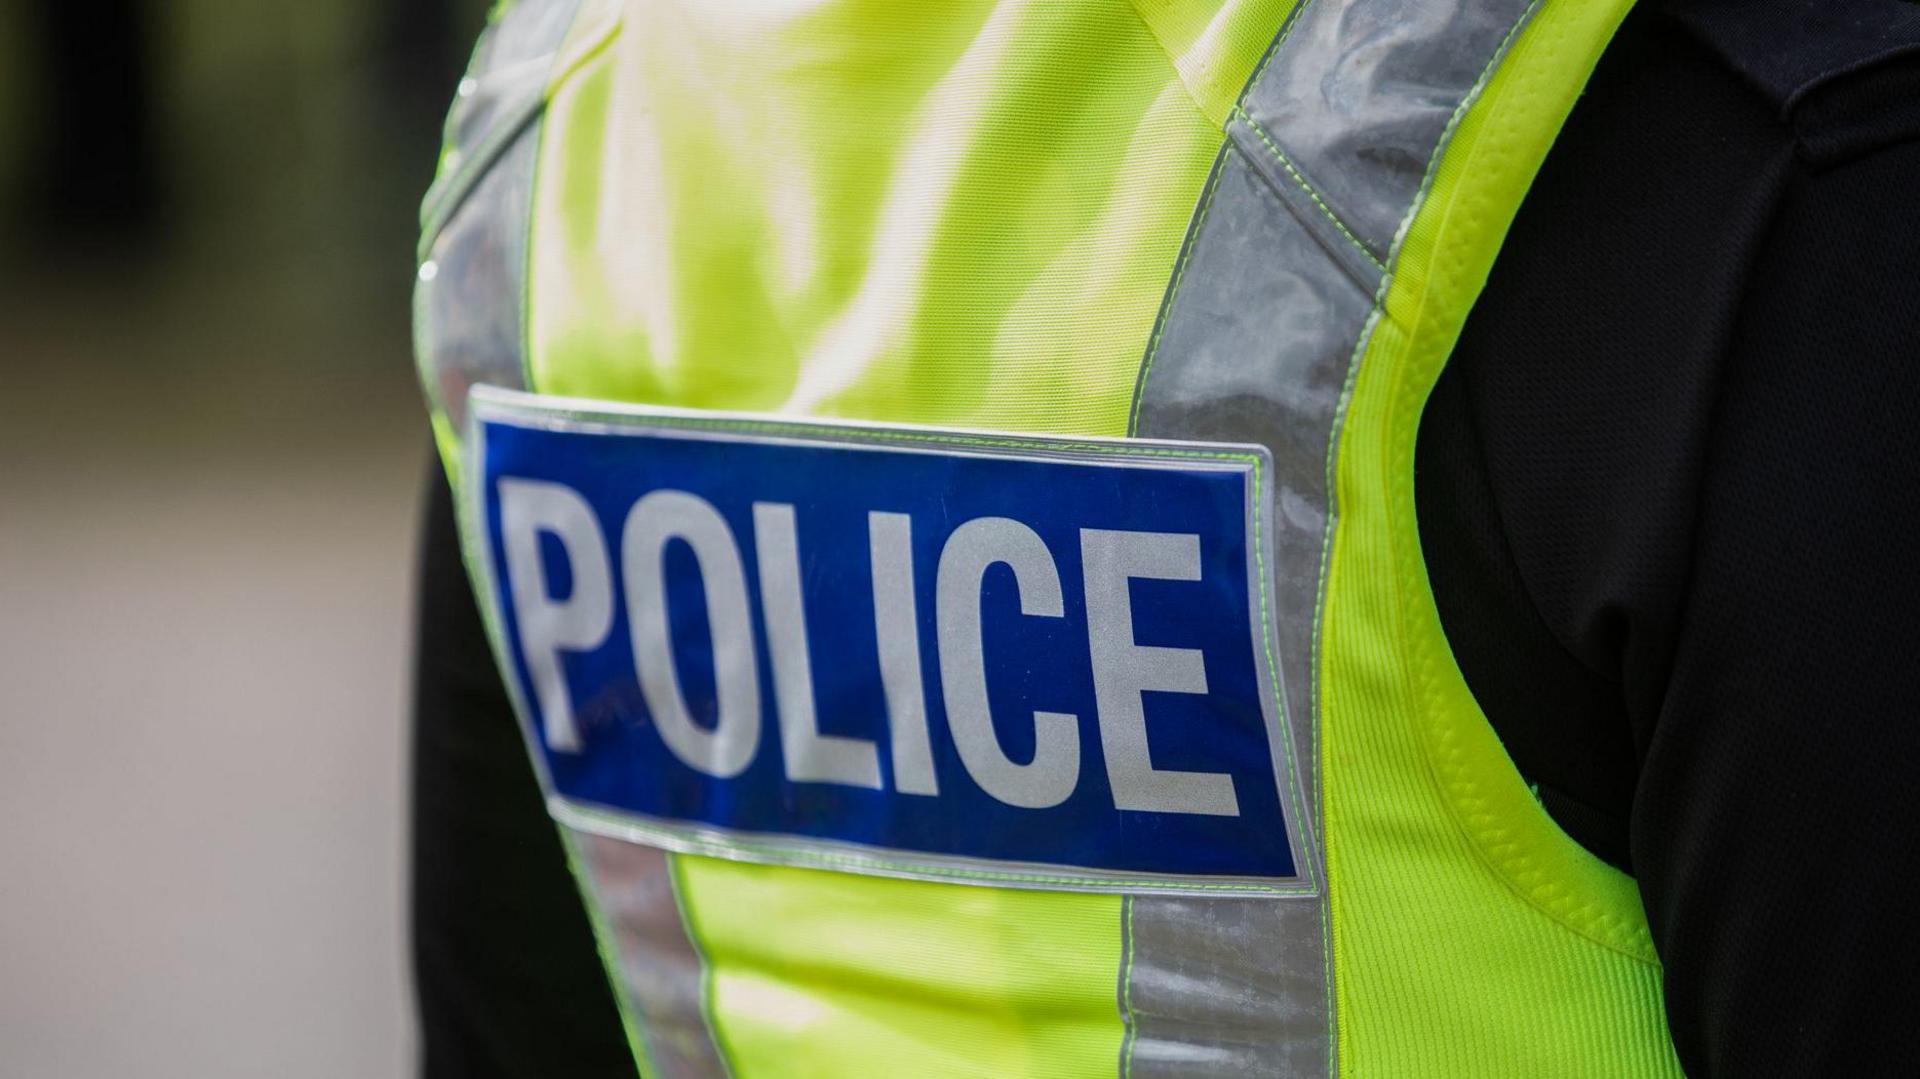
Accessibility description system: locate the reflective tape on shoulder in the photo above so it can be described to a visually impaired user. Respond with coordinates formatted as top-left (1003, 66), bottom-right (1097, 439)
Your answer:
top-left (415, 0), bottom-right (586, 452)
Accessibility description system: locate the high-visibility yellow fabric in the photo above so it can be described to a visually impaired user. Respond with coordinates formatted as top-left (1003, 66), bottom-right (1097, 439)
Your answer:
top-left (1320, 0), bottom-right (1682, 1072)
top-left (674, 858), bottom-right (1123, 1078)
top-left (528, 2), bottom-right (1295, 1074)
top-left (528, 0), bottom-right (1294, 435)
top-left (502, 0), bottom-right (1686, 1072)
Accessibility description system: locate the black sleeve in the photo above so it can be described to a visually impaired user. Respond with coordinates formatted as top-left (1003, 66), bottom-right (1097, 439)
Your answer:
top-left (412, 464), bottom-right (635, 1078)
top-left (1416, 5), bottom-right (1920, 1075)
top-left (1629, 131), bottom-right (1920, 1077)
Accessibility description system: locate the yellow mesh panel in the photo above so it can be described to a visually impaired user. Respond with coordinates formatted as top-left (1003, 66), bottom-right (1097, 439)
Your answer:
top-left (1319, 0), bottom-right (1683, 1071)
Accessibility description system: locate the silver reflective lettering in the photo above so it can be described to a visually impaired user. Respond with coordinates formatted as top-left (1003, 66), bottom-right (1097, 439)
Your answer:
top-left (624, 490), bottom-right (761, 779)
top-left (753, 502), bottom-right (883, 789)
top-left (868, 511), bottom-right (938, 796)
top-left (935, 517), bottom-right (1079, 809)
top-left (498, 477), bottom-right (615, 753)
top-left (1081, 528), bottom-right (1240, 817)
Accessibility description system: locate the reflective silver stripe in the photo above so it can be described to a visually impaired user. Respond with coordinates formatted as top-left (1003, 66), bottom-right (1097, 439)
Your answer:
top-left (1122, 894), bottom-right (1332, 1077)
top-left (432, 0), bottom-right (583, 218)
top-left (415, 0), bottom-right (582, 437)
top-left (416, 5), bottom-right (730, 1075)
top-left (571, 835), bottom-right (733, 1079)
top-left (1125, 1), bottom-right (1541, 1074)
top-left (416, 126), bottom-right (540, 436)
top-left (1236, 0), bottom-right (1542, 265)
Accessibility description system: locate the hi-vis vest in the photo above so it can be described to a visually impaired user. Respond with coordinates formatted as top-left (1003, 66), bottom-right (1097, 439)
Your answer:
top-left (415, 1), bottom-right (1683, 1074)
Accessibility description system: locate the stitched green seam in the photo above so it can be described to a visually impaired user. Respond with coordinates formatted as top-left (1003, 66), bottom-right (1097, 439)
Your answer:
top-left (1205, 16), bottom-right (1344, 1067)
top-left (1123, 0), bottom-right (1323, 417)
top-left (1302, 8), bottom-right (1555, 1066)
top-left (564, 801), bottom-right (1303, 894)
top-left (1381, 2), bottom-right (1667, 963)
top-left (1127, 152), bottom-right (1229, 435)
top-left (1309, 0), bottom-right (1547, 844)
top-left (1123, 0), bottom-right (1319, 441)
top-left (1311, 302), bottom-right (1377, 1079)
top-left (1124, 0), bottom-right (1327, 893)
top-left (1239, 0), bottom-right (1320, 104)
top-left (1230, 107), bottom-right (1386, 272)
top-left (1120, 894), bottom-right (1139, 1079)
top-left (1395, 0), bottom-right (1543, 266)
top-left (1245, 457), bottom-right (1318, 895)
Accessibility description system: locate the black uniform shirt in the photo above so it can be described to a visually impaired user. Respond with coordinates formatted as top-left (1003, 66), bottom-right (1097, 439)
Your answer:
top-left (1418, 1), bottom-right (1920, 1073)
top-left (411, 2), bottom-right (1920, 1074)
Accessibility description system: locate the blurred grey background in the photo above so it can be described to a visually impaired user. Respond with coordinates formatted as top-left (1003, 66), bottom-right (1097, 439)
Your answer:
top-left (0, 1), bottom-right (488, 1074)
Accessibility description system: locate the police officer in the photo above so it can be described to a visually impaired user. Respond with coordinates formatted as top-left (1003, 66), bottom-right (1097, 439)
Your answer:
top-left (411, 0), bottom-right (1920, 1074)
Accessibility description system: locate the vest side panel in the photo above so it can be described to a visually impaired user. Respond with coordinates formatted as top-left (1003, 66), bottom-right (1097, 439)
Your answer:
top-left (1319, 0), bottom-right (1683, 1072)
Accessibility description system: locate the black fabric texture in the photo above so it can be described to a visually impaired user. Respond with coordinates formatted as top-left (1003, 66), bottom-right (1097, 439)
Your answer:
top-left (1665, 0), bottom-right (1920, 110)
top-left (412, 470), bottom-right (633, 1078)
top-left (1417, 1), bottom-right (1920, 1075)
top-left (410, 2), bottom-right (1920, 1075)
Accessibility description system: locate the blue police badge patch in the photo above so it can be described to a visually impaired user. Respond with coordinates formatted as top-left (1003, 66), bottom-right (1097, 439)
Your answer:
top-left (465, 387), bottom-right (1316, 895)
